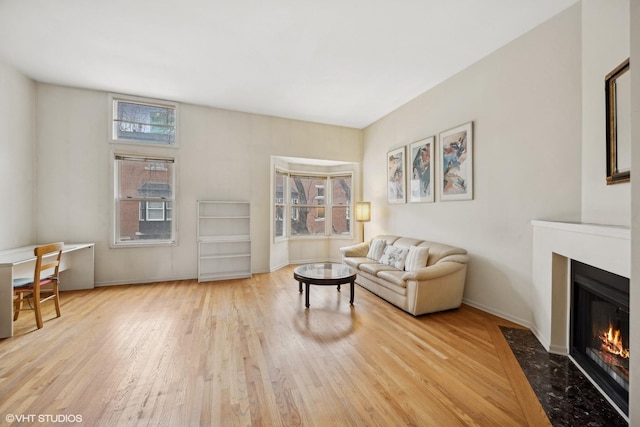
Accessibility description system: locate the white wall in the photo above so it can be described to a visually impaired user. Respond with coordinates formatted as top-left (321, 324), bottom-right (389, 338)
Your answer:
top-left (0, 61), bottom-right (36, 250)
top-left (628, 0), bottom-right (639, 423)
top-left (363, 5), bottom-right (582, 326)
top-left (581, 0), bottom-right (631, 225)
top-left (34, 84), bottom-right (362, 285)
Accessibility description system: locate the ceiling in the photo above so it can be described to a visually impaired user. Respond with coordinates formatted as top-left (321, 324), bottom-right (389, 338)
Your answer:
top-left (0, 0), bottom-right (578, 129)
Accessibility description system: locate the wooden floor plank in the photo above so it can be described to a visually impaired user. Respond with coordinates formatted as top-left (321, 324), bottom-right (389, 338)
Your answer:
top-left (0, 267), bottom-right (549, 426)
top-left (487, 323), bottom-right (552, 427)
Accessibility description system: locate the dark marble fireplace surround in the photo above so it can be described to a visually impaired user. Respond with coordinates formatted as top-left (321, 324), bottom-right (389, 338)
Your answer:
top-left (502, 327), bottom-right (628, 426)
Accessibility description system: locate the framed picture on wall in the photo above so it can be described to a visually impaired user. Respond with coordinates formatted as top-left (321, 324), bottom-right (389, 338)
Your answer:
top-left (387, 146), bottom-right (406, 204)
top-left (438, 121), bottom-right (473, 201)
top-left (408, 136), bottom-right (435, 203)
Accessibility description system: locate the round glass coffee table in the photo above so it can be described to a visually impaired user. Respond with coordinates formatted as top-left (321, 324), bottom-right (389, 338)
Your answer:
top-left (293, 263), bottom-right (357, 308)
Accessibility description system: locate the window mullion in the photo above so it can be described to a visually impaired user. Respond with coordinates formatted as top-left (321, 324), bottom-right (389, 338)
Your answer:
top-left (325, 176), bottom-right (331, 236)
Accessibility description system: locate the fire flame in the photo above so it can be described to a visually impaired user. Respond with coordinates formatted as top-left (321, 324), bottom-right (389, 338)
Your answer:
top-left (601, 325), bottom-right (630, 359)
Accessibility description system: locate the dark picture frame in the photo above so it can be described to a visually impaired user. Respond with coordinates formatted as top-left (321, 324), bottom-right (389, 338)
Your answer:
top-left (605, 58), bottom-right (630, 185)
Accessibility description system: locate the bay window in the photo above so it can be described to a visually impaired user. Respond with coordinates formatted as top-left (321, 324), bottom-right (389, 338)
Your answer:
top-left (274, 170), bottom-right (353, 239)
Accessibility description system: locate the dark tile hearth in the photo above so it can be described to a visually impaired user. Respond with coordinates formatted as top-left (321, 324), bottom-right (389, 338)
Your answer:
top-left (500, 326), bottom-right (628, 427)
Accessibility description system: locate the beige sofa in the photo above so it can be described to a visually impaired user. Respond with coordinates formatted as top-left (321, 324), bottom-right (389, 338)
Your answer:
top-left (340, 235), bottom-right (468, 316)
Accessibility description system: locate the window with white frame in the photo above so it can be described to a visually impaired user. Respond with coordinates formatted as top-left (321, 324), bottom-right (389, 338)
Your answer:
top-left (330, 175), bottom-right (352, 235)
top-left (140, 201), bottom-right (172, 221)
top-left (114, 155), bottom-right (175, 245)
top-left (111, 96), bottom-right (177, 145)
top-left (274, 170), bottom-right (353, 238)
top-left (274, 170), bottom-right (286, 239)
top-left (290, 175), bottom-right (326, 236)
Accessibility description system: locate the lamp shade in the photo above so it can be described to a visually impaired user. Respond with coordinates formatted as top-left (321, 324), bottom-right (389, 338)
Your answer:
top-left (355, 202), bottom-right (371, 222)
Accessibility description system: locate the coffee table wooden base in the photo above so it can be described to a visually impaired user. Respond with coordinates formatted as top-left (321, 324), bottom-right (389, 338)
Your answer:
top-left (293, 263), bottom-right (357, 308)
top-left (297, 281), bottom-right (355, 308)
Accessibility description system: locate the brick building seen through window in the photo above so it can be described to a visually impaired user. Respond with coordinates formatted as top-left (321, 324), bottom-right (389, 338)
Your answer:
top-left (117, 157), bottom-right (174, 242)
top-left (276, 173), bottom-right (351, 237)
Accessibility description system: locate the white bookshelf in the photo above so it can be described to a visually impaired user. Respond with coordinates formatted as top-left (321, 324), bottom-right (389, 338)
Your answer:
top-left (197, 201), bottom-right (251, 282)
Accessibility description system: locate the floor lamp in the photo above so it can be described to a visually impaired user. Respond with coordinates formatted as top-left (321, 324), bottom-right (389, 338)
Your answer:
top-left (355, 202), bottom-right (371, 242)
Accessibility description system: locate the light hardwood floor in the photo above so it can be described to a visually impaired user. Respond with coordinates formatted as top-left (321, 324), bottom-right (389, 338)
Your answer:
top-left (0, 266), bottom-right (550, 426)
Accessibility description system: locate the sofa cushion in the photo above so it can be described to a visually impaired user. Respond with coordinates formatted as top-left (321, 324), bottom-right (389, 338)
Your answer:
top-left (359, 262), bottom-right (398, 276)
top-left (366, 238), bottom-right (387, 260)
top-left (404, 245), bottom-right (430, 271)
top-left (374, 235), bottom-right (402, 246)
top-left (376, 270), bottom-right (408, 288)
top-left (392, 237), bottom-right (425, 249)
top-left (379, 246), bottom-right (409, 270)
top-left (344, 256), bottom-right (376, 269)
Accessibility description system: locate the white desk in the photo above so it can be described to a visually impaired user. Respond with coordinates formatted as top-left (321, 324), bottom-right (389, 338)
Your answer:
top-left (0, 243), bottom-right (95, 338)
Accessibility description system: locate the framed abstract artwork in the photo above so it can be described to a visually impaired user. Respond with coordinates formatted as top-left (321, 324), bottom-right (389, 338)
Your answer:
top-left (387, 146), bottom-right (406, 204)
top-left (408, 136), bottom-right (435, 203)
top-left (438, 121), bottom-right (473, 201)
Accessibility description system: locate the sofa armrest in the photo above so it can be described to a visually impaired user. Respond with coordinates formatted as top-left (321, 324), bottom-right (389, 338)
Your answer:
top-left (437, 254), bottom-right (469, 264)
top-left (340, 242), bottom-right (370, 257)
top-left (402, 261), bottom-right (466, 281)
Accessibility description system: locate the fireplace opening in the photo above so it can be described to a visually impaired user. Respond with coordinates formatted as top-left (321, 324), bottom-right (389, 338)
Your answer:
top-left (570, 260), bottom-right (629, 416)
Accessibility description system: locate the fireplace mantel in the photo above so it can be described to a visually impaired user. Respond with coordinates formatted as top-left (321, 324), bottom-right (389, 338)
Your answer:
top-left (530, 220), bottom-right (630, 240)
top-left (530, 220), bottom-right (631, 355)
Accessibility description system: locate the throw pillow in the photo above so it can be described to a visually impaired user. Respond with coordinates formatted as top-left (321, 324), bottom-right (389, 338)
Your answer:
top-left (379, 246), bottom-right (409, 270)
top-left (404, 246), bottom-right (429, 271)
top-left (367, 239), bottom-right (387, 260)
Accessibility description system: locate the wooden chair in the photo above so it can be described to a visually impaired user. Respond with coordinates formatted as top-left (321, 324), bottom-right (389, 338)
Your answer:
top-left (13, 242), bottom-right (64, 329)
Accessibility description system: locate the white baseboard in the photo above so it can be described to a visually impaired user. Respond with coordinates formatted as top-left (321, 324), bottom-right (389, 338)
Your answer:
top-left (462, 298), bottom-right (564, 355)
top-left (462, 298), bottom-right (532, 329)
top-left (269, 263), bottom-right (289, 272)
top-left (286, 258), bottom-right (343, 266)
top-left (547, 342), bottom-right (569, 355)
top-left (95, 274), bottom-right (196, 287)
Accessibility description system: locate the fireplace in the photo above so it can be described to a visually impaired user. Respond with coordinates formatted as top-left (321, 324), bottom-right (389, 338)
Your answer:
top-left (570, 260), bottom-right (630, 415)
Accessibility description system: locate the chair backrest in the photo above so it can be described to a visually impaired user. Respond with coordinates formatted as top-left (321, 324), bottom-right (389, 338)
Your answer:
top-left (33, 242), bottom-right (64, 284)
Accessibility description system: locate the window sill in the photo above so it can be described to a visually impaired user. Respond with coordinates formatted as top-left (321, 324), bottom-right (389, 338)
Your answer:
top-left (111, 240), bottom-right (177, 249)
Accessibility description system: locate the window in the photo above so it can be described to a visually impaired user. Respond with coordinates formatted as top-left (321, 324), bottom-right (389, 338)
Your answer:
top-left (289, 175), bottom-right (326, 236)
top-left (273, 170), bottom-right (353, 238)
top-left (274, 170), bottom-right (286, 238)
top-left (330, 175), bottom-right (352, 235)
top-left (111, 96), bottom-right (177, 145)
top-left (140, 201), bottom-right (172, 221)
top-left (114, 155), bottom-right (175, 245)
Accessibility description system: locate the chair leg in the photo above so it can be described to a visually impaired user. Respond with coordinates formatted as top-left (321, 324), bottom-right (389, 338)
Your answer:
top-left (33, 288), bottom-right (43, 329)
top-left (53, 282), bottom-right (61, 318)
top-left (13, 292), bottom-right (23, 321)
